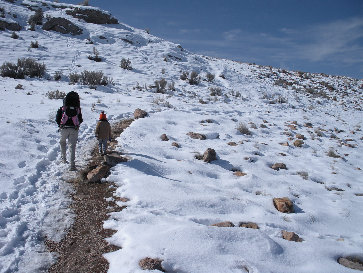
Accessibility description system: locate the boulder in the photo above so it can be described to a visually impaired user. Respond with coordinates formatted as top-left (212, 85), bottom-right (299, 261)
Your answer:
top-left (139, 257), bottom-right (165, 272)
top-left (104, 152), bottom-right (127, 167)
top-left (239, 222), bottom-right (259, 229)
top-left (187, 132), bottom-right (206, 140)
top-left (160, 134), bottom-right (169, 141)
top-left (0, 20), bottom-right (21, 31)
top-left (282, 230), bottom-right (303, 242)
top-left (42, 17), bottom-right (83, 35)
top-left (134, 108), bottom-right (147, 119)
top-left (66, 8), bottom-right (118, 24)
top-left (338, 256), bottom-right (363, 271)
top-left (203, 148), bottom-right (216, 163)
top-left (87, 165), bottom-right (110, 183)
top-left (273, 197), bottom-right (294, 213)
top-left (271, 163), bottom-right (287, 171)
top-left (212, 221), bottom-right (235, 227)
top-left (227, 141), bottom-right (238, 146)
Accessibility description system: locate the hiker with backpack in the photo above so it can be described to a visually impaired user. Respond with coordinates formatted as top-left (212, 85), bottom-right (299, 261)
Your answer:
top-left (56, 91), bottom-right (83, 171)
top-left (95, 111), bottom-right (112, 155)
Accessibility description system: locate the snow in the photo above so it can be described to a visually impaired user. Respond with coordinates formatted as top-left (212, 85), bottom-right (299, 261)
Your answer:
top-left (0, 0), bottom-right (362, 272)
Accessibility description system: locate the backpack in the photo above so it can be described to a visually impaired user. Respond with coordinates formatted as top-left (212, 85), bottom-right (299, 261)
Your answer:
top-left (60, 106), bottom-right (80, 127)
top-left (64, 91), bottom-right (80, 107)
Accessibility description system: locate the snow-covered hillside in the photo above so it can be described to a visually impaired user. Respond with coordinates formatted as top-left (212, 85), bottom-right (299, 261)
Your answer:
top-left (0, 0), bottom-right (362, 272)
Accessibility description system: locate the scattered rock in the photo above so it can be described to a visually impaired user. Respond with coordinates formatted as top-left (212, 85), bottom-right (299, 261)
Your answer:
top-left (103, 152), bottom-right (127, 167)
top-left (355, 193), bottom-right (363, 196)
top-left (233, 171), bottom-right (247, 177)
top-left (273, 197), bottom-right (294, 213)
top-left (87, 165), bottom-right (110, 183)
top-left (282, 230), bottom-right (303, 242)
top-left (15, 84), bottom-right (23, 89)
top-left (203, 148), bottom-right (216, 163)
top-left (338, 256), bottom-right (363, 271)
top-left (227, 141), bottom-right (238, 146)
top-left (293, 139), bottom-right (304, 147)
top-left (287, 124), bottom-right (297, 130)
top-left (134, 108), bottom-right (147, 119)
top-left (297, 171), bottom-right (309, 180)
top-left (171, 142), bottom-right (180, 148)
top-left (296, 134), bottom-right (306, 140)
top-left (187, 132), bottom-right (206, 140)
top-left (212, 221), bottom-right (235, 227)
top-left (279, 142), bottom-right (289, 147)
top-left (271, 163), bottom-right (287, 171)
top-left (160, 134), bottom-right (169, 141)
top-left (139, 257), bottom-right (165, 272)
top-left (260, 124), bottom-right (268, 128)
top-left (66, 8), bottom-right (118, 24)
top-left (239, 222), bottom-right (259, 229)
top-left (304, 122), bottom-right (313, 128)
top-left (326, 186), bottom-right (344, 192)
top-left (42, 17), bottom-right (83, 35)
top-left (0, 19), bottom-right (21, 31)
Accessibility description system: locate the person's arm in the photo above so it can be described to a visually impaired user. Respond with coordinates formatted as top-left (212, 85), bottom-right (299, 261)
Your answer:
top-left (78, 109), bottom-right (83, 124)
top-left (56, 107), bottom-right (62, 126)
top-left (95, 122), bottom-right (100, 137)
top-left (108, 123), bottom-right (112, 140)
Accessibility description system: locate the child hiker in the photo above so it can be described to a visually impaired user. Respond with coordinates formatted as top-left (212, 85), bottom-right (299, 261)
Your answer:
top-left (95, 111), bottom-right (112, 155)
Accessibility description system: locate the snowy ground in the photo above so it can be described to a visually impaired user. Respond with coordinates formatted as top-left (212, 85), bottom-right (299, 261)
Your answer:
top-left (0, 0), bottom-right (362, 272)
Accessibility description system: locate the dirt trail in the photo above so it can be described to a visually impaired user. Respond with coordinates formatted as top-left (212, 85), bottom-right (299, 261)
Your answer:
top-left (46, 118), bottom-right (134, 273)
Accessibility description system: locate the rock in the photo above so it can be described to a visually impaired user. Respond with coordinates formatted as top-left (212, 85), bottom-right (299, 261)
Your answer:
top-left (42, 17), bottom-right (83, 35)
top-left (134, 108), bottom-right (147, 119)
top-left (338, 256), bottom-right (363, 271)
top-left (160, 134), bottom-right (169, 141)
top-left (273, 197), bottom-right (294, 213)
top-left (281, 230), bottom-right (303, 242)
top-left (304, 122), bottom-right (313, 128)
top-left (233, 171), bottom-right (247, 177)
top-left (227, 141), bottom-right (238, 146)
top-left (66, 8), bottom-right (118, 24)
top-left (287, 124), bottom-right (297, 130)
top-left (271, 163), bottom-right (287, 171)
top-left (239, 222), bottom-right (259, 229)
top-left (293, 139), bottom-right (304, 147)
top-left (296, 134), bottom-right (306, 140)
top-left (139, 257), bottom-right (165, 272)
top-left (104, 152), bottom-right (127, 167)
top-left (203, 148), bottom-right (216, 163)
top-left (0, 20), bottom-right (21, 31)
top-left (187, 132), bottom-right (206, 140)
top-left (87, 165), bottom-right (110, 183)
top-left (172, 142), bottom-right (180, 148)
top-left (279, 142), bottom-right (289, 146)
top-left (212, 221), bottom-right (235, 227)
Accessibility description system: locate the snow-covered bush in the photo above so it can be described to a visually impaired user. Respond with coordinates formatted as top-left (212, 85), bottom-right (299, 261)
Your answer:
top-left (180, 71), bottom-right (188, 80)
top-left (0, 58), bottom-right (46, 79)
top-left (69, 72), bottom-right (81, 84)
top-left (120, 58), bottom-right (132, 70)
top-left (54, 71), bottom-right (62, 81)
top-left (88, 47), bottom-right (102, 62)
top-left (210, 87), bottom-right (222, 96)
top-left (81, 70), bottom-right (110, 87)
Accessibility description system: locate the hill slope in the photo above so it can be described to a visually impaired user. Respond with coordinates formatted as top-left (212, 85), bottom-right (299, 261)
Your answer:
top-left (0, 0), bottom-right (362, 272)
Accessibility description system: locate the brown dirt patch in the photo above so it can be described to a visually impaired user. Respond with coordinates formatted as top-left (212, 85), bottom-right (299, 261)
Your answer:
top-left (46, 118), bottom-right (134, 273)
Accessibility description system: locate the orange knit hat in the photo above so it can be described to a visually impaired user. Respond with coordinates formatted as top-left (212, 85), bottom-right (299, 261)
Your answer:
top-left (99, 111), bottom-right (107, 120)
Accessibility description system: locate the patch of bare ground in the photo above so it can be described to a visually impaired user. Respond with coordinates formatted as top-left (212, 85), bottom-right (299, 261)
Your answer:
top-left (46, 118), bottom-right (134, 273)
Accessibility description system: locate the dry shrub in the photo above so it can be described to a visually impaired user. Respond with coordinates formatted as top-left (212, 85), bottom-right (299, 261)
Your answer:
top-left (120, 58), bottom-right (132, 70)
top-left (0, 58), bottom-right (46, 79)
top-left (46, 90), bottom-right (66, 99)
top-left (237, 122), bottom-right (252, 135)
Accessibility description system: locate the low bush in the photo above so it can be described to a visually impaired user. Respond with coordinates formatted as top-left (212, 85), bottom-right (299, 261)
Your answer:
top-left (237, 122), bottom-right (252, 135)
top-left (88, 47), bottom-right (102, 62)
top-left (46, 90), bottom-right (66, 99)
top-left (180, 71), bottom-right (188, 80)
top-left (28, 8), bottom-right (43, 26)
top-left (30, 41), bottom-right (39, 48)
top-left (69, 72), bottom-right (81, 84)
top-left (11, 32), bottom-right (19, 39)
top-left (210, 87), bottom-right (222, 96)
top-left (0, 58), bottom-right (46, 79)
top-left (54, 70), bottom-right (62, 81)
top-left (189, 71), bottom-right (200, 85)
top-left (206, 72), bottom-right (215, 82)
top-left (155, 78), bottom-right (167, 93)
top-left (69, 70), bottom-right (111, 87)
top-left (120, 58), bottom-right (132, 70)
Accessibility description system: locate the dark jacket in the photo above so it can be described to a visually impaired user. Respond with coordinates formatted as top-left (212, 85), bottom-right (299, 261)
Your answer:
top-left (56, 107), bottom-right (83, 128)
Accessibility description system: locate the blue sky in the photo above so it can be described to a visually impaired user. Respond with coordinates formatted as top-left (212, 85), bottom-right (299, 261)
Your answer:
top-left (62, 0), bottom-right (363, 79)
